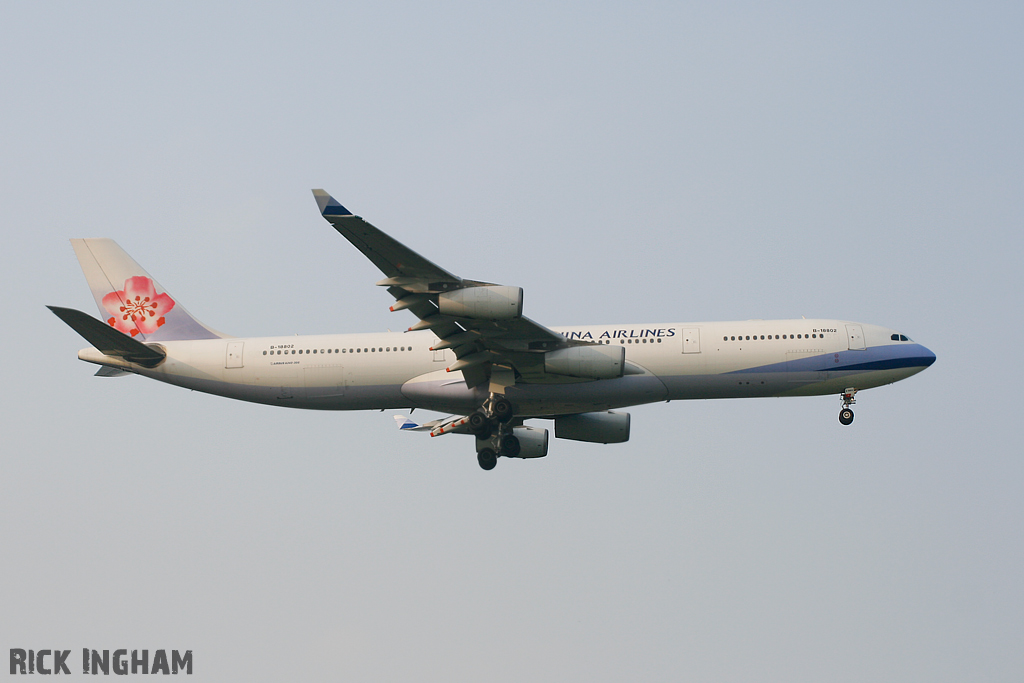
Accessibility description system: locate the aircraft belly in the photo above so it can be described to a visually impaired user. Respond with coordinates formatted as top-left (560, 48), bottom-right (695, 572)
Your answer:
top-left (401, 372), bottom-right (669, 416)
top-left (508, 376), bottom-right (669, 415)
top-left (285, 383), bottom-right (408, 410)
top-left (660, 373), bottom-right (792, 399)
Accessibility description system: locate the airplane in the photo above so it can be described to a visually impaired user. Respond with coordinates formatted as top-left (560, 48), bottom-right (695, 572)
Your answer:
top-left (49, 189), bottom-right (937, 470)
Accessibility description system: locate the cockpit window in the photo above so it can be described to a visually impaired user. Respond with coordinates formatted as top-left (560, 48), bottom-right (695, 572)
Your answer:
top-left (891, 333), bottom-right (913, 342)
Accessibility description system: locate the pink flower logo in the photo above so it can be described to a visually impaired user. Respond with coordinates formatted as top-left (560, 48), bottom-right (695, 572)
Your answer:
top-left (102, 276), bottom-right (176, 337)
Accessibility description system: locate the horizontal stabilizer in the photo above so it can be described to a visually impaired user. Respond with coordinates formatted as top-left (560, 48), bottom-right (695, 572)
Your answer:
top-left (94, 366), bottom-right (132, 377)
top-left (47, 306), bottom-right (166, 367)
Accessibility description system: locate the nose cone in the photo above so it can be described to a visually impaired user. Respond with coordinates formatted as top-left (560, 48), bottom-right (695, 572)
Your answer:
top-left (919, 345), bottom-right (937, 368)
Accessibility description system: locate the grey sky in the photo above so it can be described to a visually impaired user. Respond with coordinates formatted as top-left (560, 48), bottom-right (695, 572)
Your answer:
top-left (2, 2), bottom-right (1022, 681)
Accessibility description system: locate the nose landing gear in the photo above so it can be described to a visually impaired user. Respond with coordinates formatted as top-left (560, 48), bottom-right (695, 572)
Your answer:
top-left (839, 387), bottom-right (857, 425)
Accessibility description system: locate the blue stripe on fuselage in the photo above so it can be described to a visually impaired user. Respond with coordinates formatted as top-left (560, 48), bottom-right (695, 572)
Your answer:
top-left (726, 343), bottom-right (936, 375)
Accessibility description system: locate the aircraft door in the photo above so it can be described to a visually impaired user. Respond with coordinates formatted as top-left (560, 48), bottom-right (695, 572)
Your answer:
top-left (846, 324), bottom-right (866, 350)
top-left (682, 328), bottom-right (701, 353)
top-left (226, 341), bottom-right (244, 368)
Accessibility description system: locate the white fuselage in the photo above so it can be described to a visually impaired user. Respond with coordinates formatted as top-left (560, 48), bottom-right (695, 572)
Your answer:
top-left (79, 318), bottom-right (935, 418)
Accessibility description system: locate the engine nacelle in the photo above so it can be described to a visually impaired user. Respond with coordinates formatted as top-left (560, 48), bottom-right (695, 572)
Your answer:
top-left (438, 285), bottom-right (523, 319)
top-left (512, 426), bottom-right (549, 458)
top-left (554, 411), bottom-right (630, 444)
top-left (544, 345), bottom-right (625, 380)
top-left (476, 426), bottom-right (548, 458)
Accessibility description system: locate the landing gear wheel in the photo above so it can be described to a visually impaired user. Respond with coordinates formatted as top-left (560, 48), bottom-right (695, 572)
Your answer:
top-left (477, 448), bottom-right (497, 470)
top-left (468, 412), bottom-right (491, 436)
top-left (499, 434), bottom-right (520, 458)
top-left (492, 398), bottom-right (514, 423)
top-left (839, 408), bottom-right (854, 426)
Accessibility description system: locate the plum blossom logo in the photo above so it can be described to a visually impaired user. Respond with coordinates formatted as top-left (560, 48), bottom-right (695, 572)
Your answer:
top-left (102, 276), bottom-right (176, 337)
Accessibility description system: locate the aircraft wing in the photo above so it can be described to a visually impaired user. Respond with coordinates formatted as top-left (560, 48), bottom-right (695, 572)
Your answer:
top-left (394, 413), bottom-right (475, 436)
top-left (313, 189), bottom-right (588, 389)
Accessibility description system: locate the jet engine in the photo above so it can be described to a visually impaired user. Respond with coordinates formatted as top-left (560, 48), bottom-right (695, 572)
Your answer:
top-left (511, 426), bottom-right (549, 458)
top-left (544, 345), bottom-right (625, 380)
top-left (554, 411), bottom-right (630, 443)
top-left (479, 426), bottom-right (549, 459)
top-left (438, 285), bottom-right (523, 319)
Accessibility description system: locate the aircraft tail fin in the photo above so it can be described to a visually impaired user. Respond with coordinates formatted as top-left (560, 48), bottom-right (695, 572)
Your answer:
top-left (69, 239), bottom-right (226, 341)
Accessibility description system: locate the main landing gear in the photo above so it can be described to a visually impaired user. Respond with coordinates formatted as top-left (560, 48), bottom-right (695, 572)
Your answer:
top-left (477, 448), bottom-right (498, 470)
top-left (474, 394), bottom-right (517, 470)
top-left (839, 387), bottom-right (857, 426)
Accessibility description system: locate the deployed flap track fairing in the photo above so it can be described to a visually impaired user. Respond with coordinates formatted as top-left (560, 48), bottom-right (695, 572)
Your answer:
top-left (49, 190), bottom-right (937, 471)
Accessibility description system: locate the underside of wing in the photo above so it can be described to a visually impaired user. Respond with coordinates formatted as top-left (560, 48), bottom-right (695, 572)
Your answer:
top-left (313, 190), bottom-right (620, 390)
